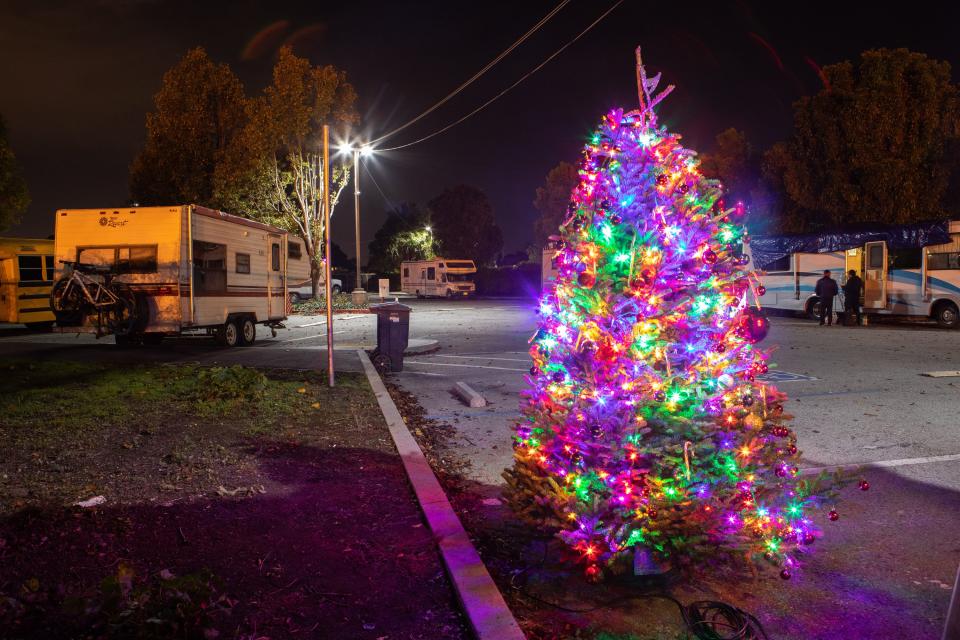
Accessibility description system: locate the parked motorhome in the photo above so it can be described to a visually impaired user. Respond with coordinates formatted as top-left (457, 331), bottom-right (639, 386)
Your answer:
top-left (748, 220), bottom-right (960, 328)
top-left (400, 259), bottom-right (476, 298)
top-left (0, 237), bottom-right (56, 329)
top-left (541, 240), bottom-right (561, 289)
top-left (53, 205), bottom-right (310, 345)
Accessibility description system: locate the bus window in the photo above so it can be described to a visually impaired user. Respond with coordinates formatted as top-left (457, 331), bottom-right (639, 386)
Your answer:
top-left (17, 255), bottom-right (43, 282)
top-left (766, 255), bottom-right (791, 272)
top-left (427, 267), bottom-right (436, 280)
top-left (928, 251), bottom-right (960, 270)
top-left (867, 245), bottom-right (884, 269)
top-left (889, 247), bottom-right (922, 269)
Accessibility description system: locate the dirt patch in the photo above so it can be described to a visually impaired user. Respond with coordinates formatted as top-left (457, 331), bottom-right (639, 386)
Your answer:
top-left (0, 361), bottom-right (468, 639)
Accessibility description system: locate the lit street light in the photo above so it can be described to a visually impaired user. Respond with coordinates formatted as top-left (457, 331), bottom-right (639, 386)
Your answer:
top-left (339, 142), bottom-right (374, 303)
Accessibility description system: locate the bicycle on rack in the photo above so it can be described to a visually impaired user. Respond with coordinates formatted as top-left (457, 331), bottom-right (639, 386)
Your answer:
top-left (50, 260), bottom-right (139, 336)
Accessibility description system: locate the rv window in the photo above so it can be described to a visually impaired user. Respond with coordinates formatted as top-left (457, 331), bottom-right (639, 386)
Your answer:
top-left (403, 267), bottom-right (409, 278)
top-left (17, 255), bottom-right (44, 282)
top-left (427, 267), bottom-right (436, 280)
top-left (438, 263), bottom-right (444, 268)
top-left (193, 241), bottom-right (227, 294)
top-left (117, 246), bottom-right (158, 274)
top-left (236, 253), bottom-right (251, 274)
top-left (76, 245), bottom-right (157, 274)
top-left (45, 255), bottom-right (54, 279)
top-left (272, 243), bottom-right (281, 271)
top-left (928, 251), bottom-right (960, 270)
top-left (445, 261), bottom-right (474, 269)
top-left (765, 255), bottom-right (791, 272)
top-left (867, 245), bottom-right (884, 269)
top-left (888, 247), bottom-right (922, 270)
top-left (288, 242), bottom-right (302, 260)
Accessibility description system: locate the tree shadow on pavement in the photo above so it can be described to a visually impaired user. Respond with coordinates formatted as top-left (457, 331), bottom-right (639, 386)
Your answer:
top-left (444, 461), bottom-right (959, 640)
top-left (0, 444), bottom-right (469, 640)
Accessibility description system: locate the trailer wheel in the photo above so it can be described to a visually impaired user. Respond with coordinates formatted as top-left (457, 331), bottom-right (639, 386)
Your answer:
top-left (933, 301), bottom-right (959, 329)
top-left (806, 297), bottom-right (822, 321)
top-left (331, 284), bottom-right (342, 294)
top-left (218, 319), bottom-right (240, 347)
top-left (289, 292), bottom-right (300, 304)
top-left (239, 317), bottom-right (257, 346)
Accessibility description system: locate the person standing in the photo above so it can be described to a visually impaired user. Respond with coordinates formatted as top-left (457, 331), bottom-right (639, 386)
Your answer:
top-left (842, 269), bottom-right (864, 326)
top-left (815, 269), bottom-right (839, 326)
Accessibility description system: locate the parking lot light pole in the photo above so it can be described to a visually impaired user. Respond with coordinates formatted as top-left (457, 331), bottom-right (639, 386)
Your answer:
top-left (349, 145), bottom-right (373, 306)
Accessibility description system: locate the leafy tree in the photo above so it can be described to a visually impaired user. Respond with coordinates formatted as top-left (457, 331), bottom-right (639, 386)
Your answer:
top-left (533, 161), bottom-right (578, 248)
top-left (698, 128), bottom-right (758, 206)
top-left (0, 114), bottom-right (29, 231)
top-left (214, 46), bottom-right (358, 296)
top-left (428, 185), bottom-right (503, 266)
top-left (366, 203), bottom-right (435, 273)
top-left (774, 48), bottom-right (960, 229)
top-left (130, 47), bottom-right (246, 205)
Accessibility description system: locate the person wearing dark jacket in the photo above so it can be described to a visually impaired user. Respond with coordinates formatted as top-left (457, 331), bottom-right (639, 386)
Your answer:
top-left (814, 270), bottom-right (839, 325)
top-left (842, 269), bottom-right (864, 326)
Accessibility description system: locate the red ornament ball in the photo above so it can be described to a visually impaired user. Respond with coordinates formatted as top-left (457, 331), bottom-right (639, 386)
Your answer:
top-left (858, 479), bottom-right (870, 491)
top-left (828, 510), bottom-right (840, 522)
top-left (741, 308), bottom-right (770, 343)
top-left (757, 285), bottom-right (767, 296)
top-left (702, 249), bottom-right (718, 265)
top-left (779, 569), bottom-right (791, 580)
top-left (578, 271), bottom-right (596, 287)
top-left (647, 509), bottom-right (658, 519)
top-left (529, 366), bottom-right (539, 376)
top-left (585, 563), bottom-right (602, 583)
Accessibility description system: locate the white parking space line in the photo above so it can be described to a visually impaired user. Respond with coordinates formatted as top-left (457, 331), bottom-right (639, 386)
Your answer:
top-left (404, 360), bottom-right (529, 373)
top-left (800, 452), bottom-right (960, 475)
top-left (282, 330), bottom-right (349, 343)
top-left (433, 354), bottom-right (531, 363)
top-left (401, 370), bottom-right (449, 377)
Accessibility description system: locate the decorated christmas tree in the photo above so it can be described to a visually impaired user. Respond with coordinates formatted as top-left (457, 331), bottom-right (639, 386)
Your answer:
top-left (505, 49), bottom-right (847, 581)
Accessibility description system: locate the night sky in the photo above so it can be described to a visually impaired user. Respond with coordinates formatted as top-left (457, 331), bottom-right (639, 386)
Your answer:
top-left (2, 0), bottom-right (959, 261)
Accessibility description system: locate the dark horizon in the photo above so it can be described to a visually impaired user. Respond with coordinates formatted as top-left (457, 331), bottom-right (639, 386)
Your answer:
top-left (2, 0), bottom-right (959, 261)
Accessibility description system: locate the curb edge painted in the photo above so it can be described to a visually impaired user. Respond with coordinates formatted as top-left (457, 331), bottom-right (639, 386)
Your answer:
top-left (358, 350), bottom-right (525, 640)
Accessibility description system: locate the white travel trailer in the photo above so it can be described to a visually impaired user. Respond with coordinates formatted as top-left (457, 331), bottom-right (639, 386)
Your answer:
top-left (53, 205), bottom-right (310, 345)
top-left (541, 240), bottom-right (561, 289)
top-left (400, 258), bottom-right (476, 298)
top-left (748, 220), bottom-right (960, 328)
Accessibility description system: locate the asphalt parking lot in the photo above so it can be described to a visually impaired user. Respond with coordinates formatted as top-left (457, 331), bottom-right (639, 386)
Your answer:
top-left (1, 298), bottom-right (958, 637)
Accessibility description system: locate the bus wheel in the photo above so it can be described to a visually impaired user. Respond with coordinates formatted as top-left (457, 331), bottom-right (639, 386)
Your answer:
top-left (934, 301), bottom-right (959, 329)
top-left (218, 319), bottom-right (240, 347)
top-left (239, 317), bottom-right (257, 346)
top-left (807, 298), bottom-right (822, 321)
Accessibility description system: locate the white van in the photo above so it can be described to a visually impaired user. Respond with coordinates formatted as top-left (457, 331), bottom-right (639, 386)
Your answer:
top-left (748, 220), bottom-right (960, 328)
top-left (401, 258), bottom-right (476, 298)
top-left (53, 205), bottom-right (311, 345)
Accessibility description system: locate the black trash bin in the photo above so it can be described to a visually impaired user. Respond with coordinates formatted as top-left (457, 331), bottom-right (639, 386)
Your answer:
top-left (369, 302), bottom-right (411, 372)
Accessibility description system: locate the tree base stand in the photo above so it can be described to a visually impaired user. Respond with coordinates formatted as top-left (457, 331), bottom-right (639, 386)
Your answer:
top-left (352, 289), bottom-right (368, 306)
top-left (634, 547), bottom-right (672, 576)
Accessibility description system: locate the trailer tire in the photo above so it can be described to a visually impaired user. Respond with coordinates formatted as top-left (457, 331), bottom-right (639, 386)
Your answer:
top-left (239, 317), bottom-right (257, 346)
top-left (331, 284), bottom-right (342, 294)
top-left (218, 319), bottom-right (241, 347)
top-left (933, 301), bottom-right (959, 329)
top-left (289, 292), bottom-right (300, 304)
top-left (806, 297), bottom-right (822, 321)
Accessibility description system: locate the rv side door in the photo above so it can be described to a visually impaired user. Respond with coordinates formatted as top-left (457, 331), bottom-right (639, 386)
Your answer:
top-left (863, 241), bottom-right (887, 309)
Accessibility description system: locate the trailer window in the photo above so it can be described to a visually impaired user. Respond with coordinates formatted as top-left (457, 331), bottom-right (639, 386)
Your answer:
top-left (888, 247), bottom-right (922, 270)
top-left (76, 245), bottom-right (157, 274)
top-left (193, 241), bottom-right (227, 294)
top-left (236, 253), bottom-right (251, 274)
top-left (17, 255), bottom-right (44, 282)
top-left (928, 251), bottom-right (960, 270)
top-left (45, 255), bottom-right (54, 279)
top-left (765, 255), bottom-right (791, 272)
top-left (272, 243), bottom-right (281, 271)
top-left (867, 245), bottom-right (885, 269)
top-left (427, 267), bottom-right (436, 280)
top-left (403, 267), bottom-right (409, 278)
top-left (288, 242), bottom-right (302, 260)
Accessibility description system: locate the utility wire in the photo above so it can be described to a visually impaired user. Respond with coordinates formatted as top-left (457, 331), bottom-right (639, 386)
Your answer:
top-left (379, 0), bottom-right (625, 152)
top-left (368, 0), bottom-right (571, 147)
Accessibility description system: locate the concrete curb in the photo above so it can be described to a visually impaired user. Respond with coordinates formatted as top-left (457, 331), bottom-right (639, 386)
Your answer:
top-left (452, 381), bottom-right (487, 408)
top-left (358, 350), bottom-right (525, 640)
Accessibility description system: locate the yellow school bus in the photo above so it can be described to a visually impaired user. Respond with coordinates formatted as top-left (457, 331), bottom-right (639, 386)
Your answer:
top-left (0, 237), bottom-right (56, 328)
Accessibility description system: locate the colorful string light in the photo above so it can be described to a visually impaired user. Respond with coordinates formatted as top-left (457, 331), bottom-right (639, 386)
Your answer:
top-left (505, 57), bottom-right (844, 581)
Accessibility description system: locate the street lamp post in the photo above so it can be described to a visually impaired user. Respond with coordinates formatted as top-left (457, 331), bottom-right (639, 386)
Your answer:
top-left (350, 145), bottom-right (371, 306)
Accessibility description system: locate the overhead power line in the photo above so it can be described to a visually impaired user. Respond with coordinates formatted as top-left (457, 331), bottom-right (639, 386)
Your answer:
top-left (379, 0), bottom-right (625, 152)
top-left (369, 0), bottom-right (571, 147)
